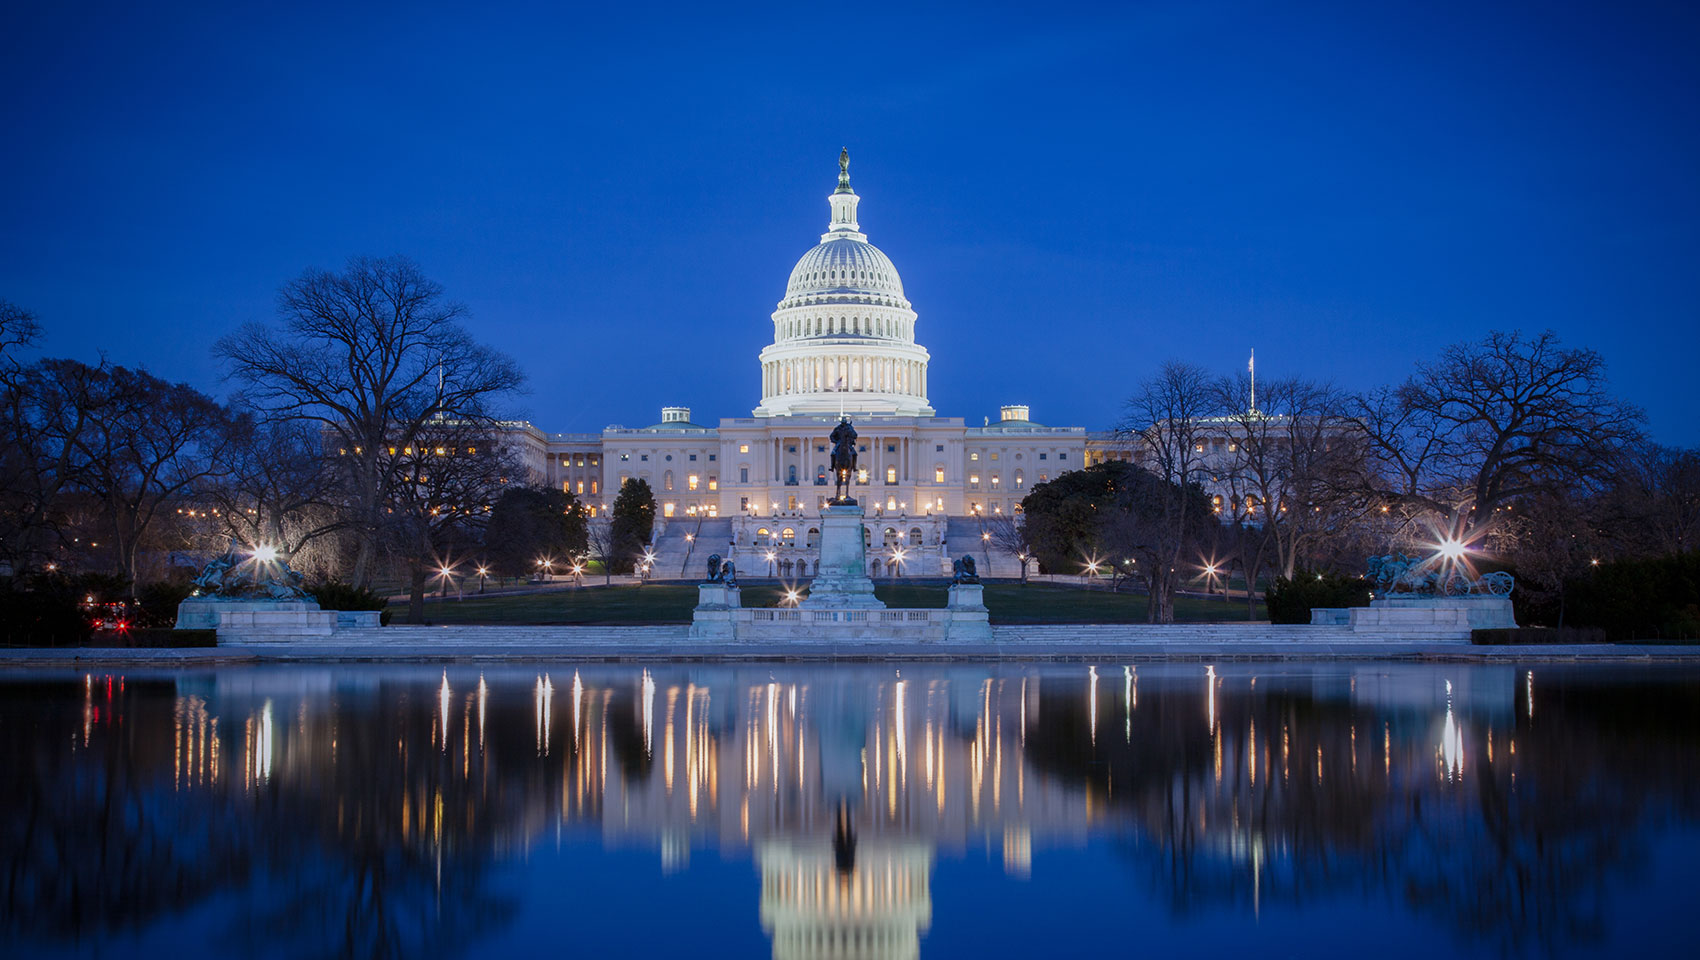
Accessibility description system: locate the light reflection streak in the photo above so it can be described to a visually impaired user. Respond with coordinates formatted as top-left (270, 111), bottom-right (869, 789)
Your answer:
top-left (1440, 679), bottom-right (1463, 781)
top-left (477, 674), bottom-right (487, 750)
top-left (438, 672), bottom-right (451, 750)
top-left (1123, 666), bottom-right (1134, 742)
top-left (1087, 666), bottom-right (1098, 744)
top-left (642, 669), bottom-right (656, 758)
top-left (1206, 664), bottom-right (1217, 732)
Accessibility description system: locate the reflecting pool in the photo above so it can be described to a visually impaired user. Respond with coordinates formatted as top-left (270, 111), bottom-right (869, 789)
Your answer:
top-left (2, 662), bottom-right (1696, 958)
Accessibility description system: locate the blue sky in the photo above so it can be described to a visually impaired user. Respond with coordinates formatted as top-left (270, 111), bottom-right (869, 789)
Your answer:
top-left (2, 0), bottom-right (1696, 442)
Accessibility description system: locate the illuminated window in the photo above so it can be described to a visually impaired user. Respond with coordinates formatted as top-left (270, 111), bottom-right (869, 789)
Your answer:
top-left (688, 474), bottom-right (699, 491)
top-left (970, 452), bottom-right (979, 461)
top-left (591, 480), bottom-right (598, 494)
top-left (934, 466), bottom-right (946, 483)
top-left (576, 481), bottom-right (584, 494)
top-left (990, 452), bottom-right (999, 461)
top-left (663, 502), bottom-right (675, 517)
top-left (885, 466), bottom-right (897, 485)
top-left (991, 475), bottom-right (1000, 486)
top-left (857, 468), bottom-right (869, 484)
top-left (970, 475), bottom-right (980, 489)
top-left (1015, 470), bottom-right (1025, 488)
top-left (739, 444), bottom-right (750, 453)
top-left (708, 476), bottom-right (718, 491)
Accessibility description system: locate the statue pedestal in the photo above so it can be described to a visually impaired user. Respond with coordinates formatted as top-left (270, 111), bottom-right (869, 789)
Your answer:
top-left (689, 582), bottom-right (742, 639)
top-left (175, 598), bottom-right (339, 641)
top-left (696, 582), bottom-right (742, 610)
top-left (945, 583), bottom-right (992, 642)
top-left (947, 583), bottom-right (986, 610)
top-left (800, 504), bottom-right (884, 610)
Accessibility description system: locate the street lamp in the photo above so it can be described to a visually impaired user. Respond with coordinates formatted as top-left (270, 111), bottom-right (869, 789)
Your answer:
top-left (765, 550), bottom-right (777, 577)
top-left (476, 564), bottom-right (489, 594)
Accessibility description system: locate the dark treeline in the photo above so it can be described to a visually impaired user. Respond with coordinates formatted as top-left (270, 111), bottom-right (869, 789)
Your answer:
top-left (0, 258), bottom-right (616, 634)
top-left (1013, 330), bottom-right (1698, 633)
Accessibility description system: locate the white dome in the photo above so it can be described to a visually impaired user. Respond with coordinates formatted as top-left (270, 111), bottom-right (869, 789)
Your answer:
top-left (784, 238), bottom-right (906, 301)
top-left (754, 153), bottom-right (933, 419)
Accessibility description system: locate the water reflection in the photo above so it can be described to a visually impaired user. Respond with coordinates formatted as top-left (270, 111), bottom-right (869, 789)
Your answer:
top-left (2, 662), bottom-right (1696, 958)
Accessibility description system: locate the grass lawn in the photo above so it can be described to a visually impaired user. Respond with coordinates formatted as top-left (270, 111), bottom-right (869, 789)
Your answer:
top-left (413, 580), bottom-right (1263, 625)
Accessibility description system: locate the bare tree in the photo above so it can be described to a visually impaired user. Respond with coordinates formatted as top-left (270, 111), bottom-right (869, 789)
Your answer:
top-left (207, 419), bottom-right (347, 571)
top-left (1354, 330), bottom-right (1644, 538)
top-left (71, 364), bottom-right (246, 589)
top-left (1213, 375), bottom-right (1370, 594)
top-left (1117, 361), bottom-right (1221, 622)
top-left (582, 517), bottom-right (619, 586)
top-left (982, 513), bottom-right (1032, 583)
top-left (383, 420), bottom-right (522, 623)
top-left (215, 256), bottom-right (525, 586)
top-left (1600, 445), bottom-right (1700, 558)
top-left (0, 299), bottom-right (41, 366)
top-left (0, 358), bottom-right (107, 569)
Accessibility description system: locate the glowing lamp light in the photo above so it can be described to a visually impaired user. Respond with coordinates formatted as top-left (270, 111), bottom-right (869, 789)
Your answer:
top-left (1437, 538), bottom-right (1467, 561)
top-left (251, 545), bottom-right (279, 563)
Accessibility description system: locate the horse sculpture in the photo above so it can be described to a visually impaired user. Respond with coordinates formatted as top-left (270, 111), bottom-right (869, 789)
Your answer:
top-left (829, 417), bottom-right (858, 505)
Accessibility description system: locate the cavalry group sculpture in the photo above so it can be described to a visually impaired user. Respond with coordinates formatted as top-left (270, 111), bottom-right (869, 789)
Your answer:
top-left (191, 540), bottom-right (312, 601)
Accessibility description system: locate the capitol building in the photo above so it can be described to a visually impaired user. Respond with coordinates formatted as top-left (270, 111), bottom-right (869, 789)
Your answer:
top-left (507, 154), bottom-right (1123, 576)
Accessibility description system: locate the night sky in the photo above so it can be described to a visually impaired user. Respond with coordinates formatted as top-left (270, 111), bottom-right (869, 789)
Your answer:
top-left (3, 1), bottom-right (1696, 443)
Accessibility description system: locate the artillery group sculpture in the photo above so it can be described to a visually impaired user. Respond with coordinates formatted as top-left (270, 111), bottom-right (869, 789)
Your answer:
top-left (1366, 551), bottom-right (1513, 598)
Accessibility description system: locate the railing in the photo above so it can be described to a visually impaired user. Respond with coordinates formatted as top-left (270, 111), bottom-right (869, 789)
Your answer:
top-left (734, 608), bottom-right (949, 624)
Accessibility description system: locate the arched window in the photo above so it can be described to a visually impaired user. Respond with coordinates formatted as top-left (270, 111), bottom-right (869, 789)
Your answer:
top-left (909, 527), bottom-right (923, 546)
top-left (756, 527), bottom-right (770, 544)
top-left (883, 527), bottom-right (900, 546)
top-left (664, 470), bottom-right (674, 491)
top-left (781, 527), bottom-right (795, 545)
top-left (806, 527), bottom-right (820, 548)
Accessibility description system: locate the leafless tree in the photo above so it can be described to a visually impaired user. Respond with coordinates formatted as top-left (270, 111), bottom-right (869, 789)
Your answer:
top-left (206, 419), bottom-right (348, 572)
top-left (1117, 361), bottom-right (1222, 622)
top-left (383, 420), bottom-right (522, 623)
top-left (0, 299), bottom-right (41, 366)
top-left (1599, 445), bottom-right (1700, 558)
top-left (1212, 375), bottom-right (1371, 598)
top-left (0, 358), bottom-right (107, 569)
top-left (73, 365), bottom-right (247, 588)
top-left (215, 256), bottom-right (525, 587)
top-left (582, 517), bottom-right (620, 586)
top-left (982, 513), bottom-right (1032, 583)
top-left (1353, 330), bottom-right (1644, 538)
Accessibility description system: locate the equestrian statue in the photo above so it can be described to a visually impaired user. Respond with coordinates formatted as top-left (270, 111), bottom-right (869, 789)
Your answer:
top-left (830, 417), bottom-right (858, 505)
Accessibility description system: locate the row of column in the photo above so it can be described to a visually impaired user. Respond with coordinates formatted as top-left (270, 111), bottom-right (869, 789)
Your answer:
top-left (763, 355), bottom-right (927, 398)
top-left (766, 434), bottom-right (922, 483)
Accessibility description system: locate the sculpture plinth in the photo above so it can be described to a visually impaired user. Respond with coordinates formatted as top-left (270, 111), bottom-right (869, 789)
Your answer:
top-left (800, 504), bottom-right (884, 610)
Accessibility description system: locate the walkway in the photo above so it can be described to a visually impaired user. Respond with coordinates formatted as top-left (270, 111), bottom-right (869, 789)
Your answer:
top-left (2, 623), bottom-right (1694, 665)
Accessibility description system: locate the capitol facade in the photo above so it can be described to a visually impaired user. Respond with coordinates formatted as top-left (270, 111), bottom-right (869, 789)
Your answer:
top-left (506, 154), bottom-right (1124, 576)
